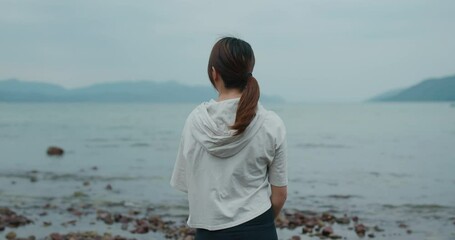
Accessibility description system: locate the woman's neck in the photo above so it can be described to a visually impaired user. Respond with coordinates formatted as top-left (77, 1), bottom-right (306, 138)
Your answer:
top-left (217, 88), bottom-right (242, 102)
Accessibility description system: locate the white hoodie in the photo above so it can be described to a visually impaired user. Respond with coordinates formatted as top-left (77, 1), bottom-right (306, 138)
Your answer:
top-left (170, 98), bottom-right (287, 230)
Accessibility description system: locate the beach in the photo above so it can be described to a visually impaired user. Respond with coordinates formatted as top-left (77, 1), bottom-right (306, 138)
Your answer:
top-left (1, 102), bottom-right (454, 240)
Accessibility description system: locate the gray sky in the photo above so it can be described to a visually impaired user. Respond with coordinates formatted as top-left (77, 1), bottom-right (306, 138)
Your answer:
top-left (1, 0), bottom-right (454, 102)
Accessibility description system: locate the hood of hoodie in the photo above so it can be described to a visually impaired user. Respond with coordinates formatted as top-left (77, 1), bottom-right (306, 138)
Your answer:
top-left (190, 98), bottom-right (266, 158)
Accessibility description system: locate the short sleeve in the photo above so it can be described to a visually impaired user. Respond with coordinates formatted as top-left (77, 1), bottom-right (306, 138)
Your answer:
top-left (170, 117), bottom-right (192, 193)
top-left (268, 137), bottom-right (288, 187)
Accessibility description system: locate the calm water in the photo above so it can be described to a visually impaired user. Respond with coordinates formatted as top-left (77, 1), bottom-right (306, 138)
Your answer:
top-left (0, 102), bottom-right (454, 239)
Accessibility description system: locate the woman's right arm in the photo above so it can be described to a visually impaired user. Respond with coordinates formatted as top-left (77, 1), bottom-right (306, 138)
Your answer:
top-left (270, 185), bottom-right (287, 218)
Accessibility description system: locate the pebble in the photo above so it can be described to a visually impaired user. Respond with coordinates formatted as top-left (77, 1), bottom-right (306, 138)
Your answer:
top-left (73, 191), bottom-right (87, 198)
top-left (398, 223), bottom-right (408, 228)
top-left (50, 233), bottom-right (63, 240)
top-left (6, 231), bottom-right (17, 240)
top-left (0, 207), bottom-right (33, 228)
top-left (352, 216), bottom-right (359, 222)
top-left (373, 225), bottom-right (384, 232)
top-left (329, 235), bottom-right (342, 239)
top-left (321, 212), bottom-right (335, 222)
top-left (121, 222), bottom-right (128, 230)
top-left (47, 146), bottom-right (64, 156)
top-left (97, 210), bottom-right (114, 225)
top-left (67, 207), bottom-right (83, 217)
top-left (302, 227), bottom-right (311, 234)
top-left (321, 226), bottom-right (333, 236)
top-left (30, 176), bottom-right (38, 182)
top-left (355, 224), bottom-right (367, 236)
top-left (335, 216), bottom-right (350, 224)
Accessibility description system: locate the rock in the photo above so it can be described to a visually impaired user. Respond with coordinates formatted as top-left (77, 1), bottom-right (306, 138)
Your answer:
top-left (303, 218), bottom-right (316, 228)
top-left (302, 227), bottom-right (312, 234)
top-left (96, 210), bottom-right (114, 225)
top-left (290, 236), bottom-right (301, 240)
top-left (329, 235), bottom-right (342, 239)
top-left (73, 191), bottom-right (87, 198)
top-left (66, 207), bottom-right (83, 217)
top-left (43, 203), bottom-right (53, 209)
top-left (43, 221), bottom-right (52, 227)
top-left (50, 233), bottom-right (61, 240)
top-left (128, 209), bottom-right (141, 215)
top-left (316, 219), bottom-right (325, 228)
top-left (355, 224), bottom-right (366, 236)
top-left (121, 222), bottom-right (128, 230)
top-left (61, 220), bottom-right (77, 227)
top-left (0, 208), bottom-right (33, 228)
top-left (83, 181), bottom-right (90, 186)
top-left (406, 229), bottom-right (412, 234)
top-left (106, 184), bottom-right (113, 190)
top-left (48, 232), bottom-right (135, 240)
top-left (321, 226), bottom-right (334, 236)
top-left (368, 233), bottom-right (375, 238)
top-left (352, 216), bottom-right (359, 222)
top-left (321, 212), bottom-right (335, 222)
top-left (398, 223), bottom-right (408, 228)
top-left (335, 216), bottom-right (350, 224)
top-left (373, 225), bottom-right (384, 232)
top-left (47, 146), bottom-right (64, 156)
top-left (30, 176), bottom-right (38, 182)
top-left (6, 231), bottom-right (17, 240)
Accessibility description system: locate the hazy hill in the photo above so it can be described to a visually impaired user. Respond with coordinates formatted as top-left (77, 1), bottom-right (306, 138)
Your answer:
top-left (369, 75), bottom-right (455, 101)
top-left (0, 79), bottom-right (284, 103)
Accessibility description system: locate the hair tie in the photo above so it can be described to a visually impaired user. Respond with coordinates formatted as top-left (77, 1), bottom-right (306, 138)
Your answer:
top-left (244, 72), bottom-right (252, 79)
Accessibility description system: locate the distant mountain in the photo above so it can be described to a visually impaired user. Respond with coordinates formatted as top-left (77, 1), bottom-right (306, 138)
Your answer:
top-left (0, 79), bottom-right (284, 103)
top-left (369, 75), bottom-right (455, 101)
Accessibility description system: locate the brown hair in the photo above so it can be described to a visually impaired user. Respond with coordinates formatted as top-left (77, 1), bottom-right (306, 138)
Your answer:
top-left (207, 37), bottom-right (260, 135)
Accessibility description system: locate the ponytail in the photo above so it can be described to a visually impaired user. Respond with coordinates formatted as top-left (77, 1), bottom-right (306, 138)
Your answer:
top-left (231, 76), bottom-right (260, 135)
top-left (207, 37), bottom-right (259, 135)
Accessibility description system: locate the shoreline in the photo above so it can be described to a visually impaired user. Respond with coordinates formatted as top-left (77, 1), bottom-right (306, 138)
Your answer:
top-left (0, 203), bottom-right (429, 240)
top-left (1, 168), bottom-right (454, 240)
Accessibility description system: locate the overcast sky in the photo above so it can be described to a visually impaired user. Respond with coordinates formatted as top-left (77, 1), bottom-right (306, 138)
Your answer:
top-left (1, 0), bottom-right (454, 102)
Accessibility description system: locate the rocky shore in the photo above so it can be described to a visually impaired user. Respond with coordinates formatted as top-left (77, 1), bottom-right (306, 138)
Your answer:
top-left (0, 147), bottom-right (450, 240)
top-left (0, 203), bottom-right (420, 240)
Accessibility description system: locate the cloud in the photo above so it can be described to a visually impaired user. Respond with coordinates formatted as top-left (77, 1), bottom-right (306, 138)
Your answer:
top-left (1, 0), bottom-right (454, 101)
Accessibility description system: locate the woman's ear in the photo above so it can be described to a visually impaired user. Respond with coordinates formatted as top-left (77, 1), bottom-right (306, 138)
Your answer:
top-left (211, 66), bottom-right (223, 93)
top-left (211, 66), bottom-right (217, 81)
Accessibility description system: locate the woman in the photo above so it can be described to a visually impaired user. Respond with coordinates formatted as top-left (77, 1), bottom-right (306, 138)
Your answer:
top-left (170, 37), bottom-right (288, 240)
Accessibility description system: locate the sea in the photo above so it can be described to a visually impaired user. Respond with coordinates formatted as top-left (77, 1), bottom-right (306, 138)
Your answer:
top-left (0, 102), bottom-right (454, 240)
